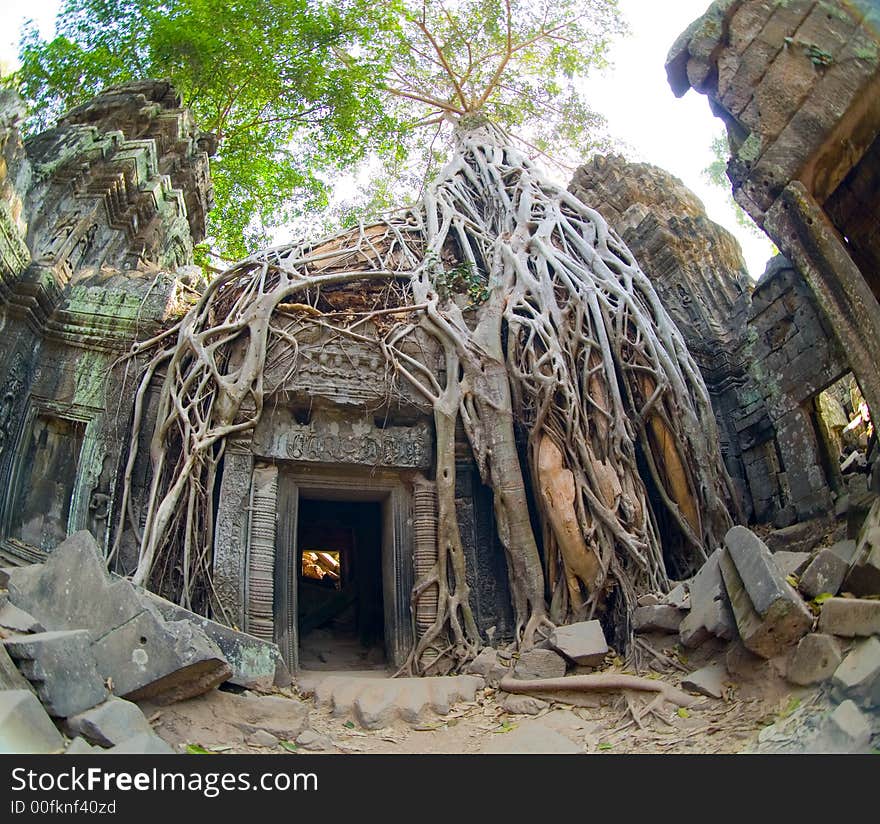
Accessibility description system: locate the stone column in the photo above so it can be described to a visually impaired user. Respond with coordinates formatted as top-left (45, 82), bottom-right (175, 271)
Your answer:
top-left (211, 440), bottom-right (254, 629)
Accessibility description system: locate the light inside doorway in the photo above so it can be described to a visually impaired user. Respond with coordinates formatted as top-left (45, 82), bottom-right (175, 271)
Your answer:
top-left (297, 498), bottom-right (385, 670)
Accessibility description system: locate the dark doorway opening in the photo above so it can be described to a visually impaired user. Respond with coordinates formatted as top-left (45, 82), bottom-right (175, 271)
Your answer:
top-left (296, 498), bottom-right (386, 670)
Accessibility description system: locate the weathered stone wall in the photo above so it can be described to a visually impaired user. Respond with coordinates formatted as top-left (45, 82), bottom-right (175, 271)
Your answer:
top-left (667, 0), bottom-right (880, 444)
top-left (569, 155), bottom-right (849, 527)
top-left (0, 82), bottom-right (213, 564)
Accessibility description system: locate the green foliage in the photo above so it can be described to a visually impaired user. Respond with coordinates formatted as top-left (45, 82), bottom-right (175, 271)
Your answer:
top-left (8, 0), bottom-right (624, 258)
top-left (7, 0), bottom-right (402, 259)
top-left (702, 130), bottom-right (766, 241)
top-left (426, 251), bottom-right (490, 307)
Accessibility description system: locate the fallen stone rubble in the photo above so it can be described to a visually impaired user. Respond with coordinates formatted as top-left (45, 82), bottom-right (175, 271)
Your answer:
top-left (0, 530), bottom-right (291, 754)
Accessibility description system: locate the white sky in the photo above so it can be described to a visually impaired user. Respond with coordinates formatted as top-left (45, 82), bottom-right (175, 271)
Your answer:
top-left (0, 0), bottom-right (774, 278)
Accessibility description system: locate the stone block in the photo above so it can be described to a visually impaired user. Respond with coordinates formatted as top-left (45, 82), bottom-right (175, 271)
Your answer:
top-left (106, 732), bottom-right (174, 754)
top-left (682, 662), bottom-right (728, 699)
top-left (817, 700), bottom-right (872, 754)
top-left (549, 621), bottom-right (608, 666)
top-left (0, 642), bottom-right (33, 692)
top-left (3, 630), bottom-right (108, 717)
top-left (798, 549), bottom-right (849, 599)
top-left (663, 583), bottom-right (690, 610)
top-left (464, 647), bottom-right (510, 687)
top-left (763, 520), bottom-right (825, 554)
top-left (139, 589), bottom-right (290, 688)
top-left (5, 531), bottom-right (232, 704)
top-left (64, 697), bottom-right (153, 747)
top-left (0, 689), bottom-right (65, 754)
top-left (786, 634), bottom-right (841, 686)
top-left (828, 540), bottom-right (858, 564)
top-left (0, 601), bottom-right (44, 633)
top-left (771, 551), bottom-right (811, 577)
top-left (501, 694), bottom-right (549, 715)
top-left (5, 531), bottom-right (141, 634)
top-left (295, 729), bottom-right (332, 751)
top-left (65, 737), bottom-right (100, 754)
top-left (93, 613), bottom-right (231, 704)
top-left (513, 648), bottom-right (567, 680)
top-left (633, 604), bottom-right (684, 634)
top-left (719, 545), bottom-right (813, 659)
top-left (844, 535), bottom-right (880, 596)
top-left (679, 549), bottom-right (736, 648)
top-left (831, 637), bottom-right (880, 708)
top-left (818, 597), bottom-right (880, 637)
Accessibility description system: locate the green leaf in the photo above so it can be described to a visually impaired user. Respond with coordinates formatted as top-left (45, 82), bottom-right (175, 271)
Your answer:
top-left (812, 593), bottom-right (835, 606)
top-left (492, 722), bottom-right (516, 734)
top-left (185, 744), bottom-right (216, 754)
top-left (279, 740), bottom-right (298, 753)
top-left (598, 742), bottom-right (613, 751)
top-left (343, 721), bottom-right (356, 729)
top-left (677, 707), bottom-right (690, 719)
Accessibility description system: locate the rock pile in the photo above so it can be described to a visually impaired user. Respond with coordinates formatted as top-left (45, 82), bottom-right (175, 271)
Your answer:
top-left (0, 531), bottom-right (288, 754)
top-left (631, 511), bottom-right (880, 753)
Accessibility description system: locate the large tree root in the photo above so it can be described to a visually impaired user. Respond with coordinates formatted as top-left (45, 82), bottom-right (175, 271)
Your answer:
top-left (499, 673), bottom-right (697, 708)
top-left (115, 123), bottom-right (737, 673)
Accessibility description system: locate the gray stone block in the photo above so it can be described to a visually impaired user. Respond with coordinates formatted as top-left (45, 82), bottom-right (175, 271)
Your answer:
top-left (663, 583), bottom-right (690, 610)
top-left (3, 630), bottom-right (108, 717)
top-left (480, 721), bottom-right (581, 753)
top-left (295, 729), bottom-right (332, 751)
top-left (682, 662), bottom-right (728, 698)
top-left (828, 540), bottom-right (858, 564)
top-left (138, 590), bottom-right (290, 688)
top-left (633, 604), bottom-right (684, 633)
top-left (719, 547), bottom-right (813, 659)
top-left (771, 551), bottom-right (811, 577)
top-left (818, 597), bottom-right (880, 637)
top-left (0, 642), bottom-right (34, 692)
top-left (798, 549), bottom-right (849, 599)
top-left (65, 737), bottom-right (101, 754)
top-left (816, 700), bottom-right (872, 753)
top-left (5, 530), bottom-right (231, 705)
top-left (106, 732), bottom-right (174, 754)
top-left (786, 634), bottom-right (842, 686)
top-left (92, 613), bottom-right (231, 704)
top-left (764, 520), bottom-right (824, 554)
top-left (513, 648), bottom-right (567, 680)
top-left (679, 549), bottom-right (736, 648)
top-left (0, 601), bottom-right (44, 633)
top-left (831, 636), bottom-right (880, 708)
top-left (6, 531), bottom-right (141, 635)
top-left (0, 690), bottom-right (65, 754)
top-left (549, 621), bottom-right (608, 666)
top-left (501, 694), bottom-right (549, 715)
top-left (465, 647), bottom-right (511, 686)
top-left (64, 697), bottom-right (153, 747)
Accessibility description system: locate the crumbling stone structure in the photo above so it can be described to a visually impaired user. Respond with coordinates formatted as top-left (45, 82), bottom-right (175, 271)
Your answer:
top-left (667, 0), bottom-right (880, 432)
top-left (0, 81), bottom-right (515, 672)
top-left (570, 155), bottom-right (852, 527)
top-left (0, 80), bottom-right (212, 566)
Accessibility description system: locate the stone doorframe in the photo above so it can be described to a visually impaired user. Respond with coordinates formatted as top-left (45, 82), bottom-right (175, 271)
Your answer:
top-left (274, 464), bottom-right (415, 673)
top-left (212, 444), bottom-right (416, 674)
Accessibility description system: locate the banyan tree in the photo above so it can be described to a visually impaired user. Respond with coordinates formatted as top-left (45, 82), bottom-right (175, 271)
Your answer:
top-left (112, 0), bottom-right (738, 674)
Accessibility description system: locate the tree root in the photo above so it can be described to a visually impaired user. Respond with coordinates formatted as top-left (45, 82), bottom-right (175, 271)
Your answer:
top-left (499, 673), bottom-right (697, 708)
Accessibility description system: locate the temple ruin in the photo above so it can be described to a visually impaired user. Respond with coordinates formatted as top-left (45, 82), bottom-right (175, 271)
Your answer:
top-left (0, 4), bottom-right (879, 758)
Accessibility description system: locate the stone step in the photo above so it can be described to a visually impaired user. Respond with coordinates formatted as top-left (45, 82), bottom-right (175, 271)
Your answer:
top-left (310, 674), bottom-right (484, 730)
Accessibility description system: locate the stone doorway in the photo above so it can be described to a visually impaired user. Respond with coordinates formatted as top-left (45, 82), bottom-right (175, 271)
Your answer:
top-left (296, 498), bottom-right (386, 670)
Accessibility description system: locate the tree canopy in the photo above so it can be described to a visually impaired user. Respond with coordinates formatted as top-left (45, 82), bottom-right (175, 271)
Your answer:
top-left (7, 0), bottom-right (623, 257)
top-left (9, 0), bottom-right (402, 258)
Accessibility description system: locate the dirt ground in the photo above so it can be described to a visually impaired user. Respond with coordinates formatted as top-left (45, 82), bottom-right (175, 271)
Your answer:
top-left (142, 636), bottom-right (836, 756)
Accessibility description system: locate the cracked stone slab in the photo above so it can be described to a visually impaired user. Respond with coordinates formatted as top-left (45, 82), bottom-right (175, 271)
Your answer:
top-left (0, 690), bottom-right (65, 754)
top-left (313, 674), bottom-right (484, 730)
top-left (3, 630), bottom-right (108, 717)
top-left (549, 621), bottom-right (608, 666)
top-left (64, 697), bottom-right (153, 747)
top-left (4, 530), bottom-right (231, 704)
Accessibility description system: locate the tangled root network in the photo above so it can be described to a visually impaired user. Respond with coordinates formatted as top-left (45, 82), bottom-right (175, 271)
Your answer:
top-left (115, 125), bottom-right (736, 674)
